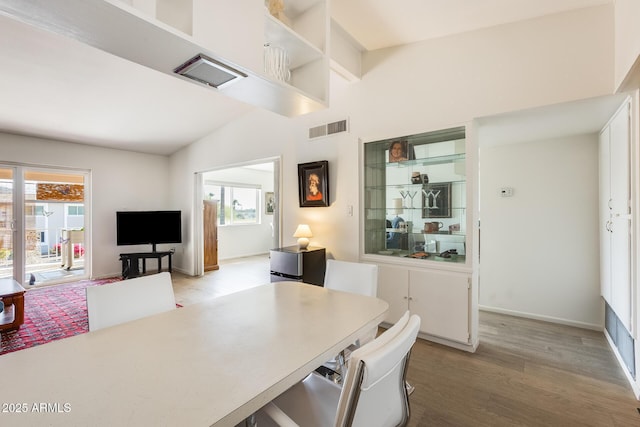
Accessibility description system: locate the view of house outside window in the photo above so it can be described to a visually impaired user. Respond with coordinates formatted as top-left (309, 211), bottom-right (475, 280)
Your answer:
top-left (205, 183), bottom-right (260, 226)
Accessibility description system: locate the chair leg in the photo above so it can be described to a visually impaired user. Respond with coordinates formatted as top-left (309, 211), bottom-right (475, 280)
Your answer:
top-left (314, 349), bottom-right (347, 384)
top-left (244, 413), bottom-right (257, 427)
top-left (336, 349), bottom-right (346, 375)
top-left (405, 381), bottom-right (415, 395)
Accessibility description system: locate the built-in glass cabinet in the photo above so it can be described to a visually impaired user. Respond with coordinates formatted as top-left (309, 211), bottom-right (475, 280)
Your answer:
top-left (363, 127), bottom-right (467, 263)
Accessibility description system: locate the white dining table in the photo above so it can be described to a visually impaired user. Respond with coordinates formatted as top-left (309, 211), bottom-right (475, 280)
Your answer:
top-left (0, 281), bottom-right (388, 427)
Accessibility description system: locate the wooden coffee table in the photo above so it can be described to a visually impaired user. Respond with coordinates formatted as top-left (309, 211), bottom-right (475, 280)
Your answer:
top-left (0, 278), bottom-right (26, 331)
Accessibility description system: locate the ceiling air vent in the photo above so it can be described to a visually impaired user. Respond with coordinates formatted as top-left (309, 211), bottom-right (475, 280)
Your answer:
top-left (309, 119), bottom-right (349, 140)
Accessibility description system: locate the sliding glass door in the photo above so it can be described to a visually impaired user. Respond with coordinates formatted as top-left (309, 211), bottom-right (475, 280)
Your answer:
top-left (0, 164), bottom-right (90, 286)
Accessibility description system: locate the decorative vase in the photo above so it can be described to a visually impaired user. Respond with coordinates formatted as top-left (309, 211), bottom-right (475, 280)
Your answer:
top-left (264, 43), bottom-right (291, 82)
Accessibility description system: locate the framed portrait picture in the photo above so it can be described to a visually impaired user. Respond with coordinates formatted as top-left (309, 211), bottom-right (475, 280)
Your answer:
top-left (388, 139), bottom-right (408, 163)
top-left (298, 161), bottom-right (329, 207)
top-left (264, 191), bottom-right (275, 215)
top-left (388, 139), bottom-right (416, 163)
top-left (421, 182), bottom-right (452, 218)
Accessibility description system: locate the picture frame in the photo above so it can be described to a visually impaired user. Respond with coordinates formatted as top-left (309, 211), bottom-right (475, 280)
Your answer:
top-left (388, 139), bottom-right (409, 163)
top-left (264, 191), bottom-right (275, 215)
top-left (298, 161), bottom-right (329, 207)
top-left (421, 182), bottom-right (452, 218)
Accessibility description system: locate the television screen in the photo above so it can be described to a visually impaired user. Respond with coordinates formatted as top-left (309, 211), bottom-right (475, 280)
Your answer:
top-left (116, 211), bottom-right (182, 247)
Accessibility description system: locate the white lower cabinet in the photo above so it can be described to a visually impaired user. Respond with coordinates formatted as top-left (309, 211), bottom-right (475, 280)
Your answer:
top-left (377, 263), bottom-right (471, 346)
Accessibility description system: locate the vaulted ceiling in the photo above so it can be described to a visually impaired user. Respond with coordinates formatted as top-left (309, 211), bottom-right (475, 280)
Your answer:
top-left (0, 0), bottom-right (614, 155)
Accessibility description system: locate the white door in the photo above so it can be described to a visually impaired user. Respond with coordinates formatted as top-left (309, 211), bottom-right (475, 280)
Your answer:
top-left (598, 126), bottom-right (612, 303)
top-left (376, 264), bottom-right (410, 324)
top-left (608, 101), bottom-right (631, 330)
top-left (599, 100), bottom-right (632, 331)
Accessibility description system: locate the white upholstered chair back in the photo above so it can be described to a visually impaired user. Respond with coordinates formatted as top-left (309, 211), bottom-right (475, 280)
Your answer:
top-left (324, 259), bottom-right (379, 347)
top-left (337, 314), bottom-right (420, 427)
top-left (86, 272), bottom-right (176, 331)
top-left (258, 312), bottom-right (420, 427)
top-left (324, 259), bottom-right (378, 297)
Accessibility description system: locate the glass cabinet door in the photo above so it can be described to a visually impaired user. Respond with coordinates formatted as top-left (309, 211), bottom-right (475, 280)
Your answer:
top-left (363, 127), bottom-right (467, 263)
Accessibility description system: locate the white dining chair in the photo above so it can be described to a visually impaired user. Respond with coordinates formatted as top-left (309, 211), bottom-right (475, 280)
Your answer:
top-left (324, 259), bottom-right (378, 297)
top-left (324, 259), bottom-right (378, 344)
top-left (86, 272), bottom-right (176, 331)
top-left (256, 313), bottom-right (421, 427)
top-left (321, 259), bottom-right (379, 378)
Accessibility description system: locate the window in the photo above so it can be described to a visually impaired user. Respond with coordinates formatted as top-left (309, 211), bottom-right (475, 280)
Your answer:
top-left (67, 205), bottom-right (84, 216)
top-left (205, 183), bottom-right (260, 225)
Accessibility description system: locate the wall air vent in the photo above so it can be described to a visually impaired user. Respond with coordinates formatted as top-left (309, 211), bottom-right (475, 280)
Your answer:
top-left (174, 54), bottom-right (247, 89)
top-left (308, 119), bottom-right (349, 140)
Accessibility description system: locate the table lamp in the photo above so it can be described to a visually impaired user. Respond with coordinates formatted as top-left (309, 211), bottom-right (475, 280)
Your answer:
top-left (293, 224), bottom-right (313, 249)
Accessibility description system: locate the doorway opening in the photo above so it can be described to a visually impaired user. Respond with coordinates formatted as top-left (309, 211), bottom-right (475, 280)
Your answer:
top-left (194, 158), bottom-right (281, 275)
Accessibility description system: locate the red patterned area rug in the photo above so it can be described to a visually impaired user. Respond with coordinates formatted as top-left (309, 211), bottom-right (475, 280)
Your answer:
top-left (0, 277), bottom-right (121, 356)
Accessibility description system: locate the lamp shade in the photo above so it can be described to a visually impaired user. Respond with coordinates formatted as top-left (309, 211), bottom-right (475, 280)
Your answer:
top-left (293, 224), bottom-right (313, 249)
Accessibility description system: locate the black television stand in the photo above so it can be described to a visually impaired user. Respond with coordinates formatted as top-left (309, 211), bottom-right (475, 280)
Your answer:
top-left (119, 250), bottom-right (173, 279)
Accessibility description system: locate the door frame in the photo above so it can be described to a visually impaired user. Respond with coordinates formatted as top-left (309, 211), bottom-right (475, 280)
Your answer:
top-left (193, 157), bottom-right (282, 276)
top-left (0, 162), bottom-right (91, 285)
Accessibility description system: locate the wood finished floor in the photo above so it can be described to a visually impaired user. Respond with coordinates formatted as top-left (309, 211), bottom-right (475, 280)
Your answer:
top-left (171, 255), bottom-right (271, 306)
top-left (171, 255), bottom-right (640, 426)
top-left (407, 312), bottom-right (639, 426)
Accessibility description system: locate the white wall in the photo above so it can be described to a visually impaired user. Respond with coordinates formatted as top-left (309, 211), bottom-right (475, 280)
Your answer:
top-left (614, 0), bottom-right (640, 89)
top-left (170, 5), bottom-right (615, 274)
top-left (479, 134), bottom-right (602, 328)
top-left (303, 5), bottom-right (613, 259)
top-left (0, 6), bottom-right (613, 283)
top-left (353, 4), bottom-right (613, 141)
top-left (168, 109), bottom-right (296, 274)
top-left (0, 132), bottom-right (171, 278)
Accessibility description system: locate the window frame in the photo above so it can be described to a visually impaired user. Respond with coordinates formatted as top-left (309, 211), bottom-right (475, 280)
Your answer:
top-left (205, 181), bottom-right (261, 226)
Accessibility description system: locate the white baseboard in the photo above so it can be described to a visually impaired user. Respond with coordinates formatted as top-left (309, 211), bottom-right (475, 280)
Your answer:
top-left (91, 272), bottom-right (122, 280)
top-left (219, 252), bottom-right (270, 262)
top-left (479, 305), bottom-right (603, 331)
top-left (380, 322), bottom-right (478, 353)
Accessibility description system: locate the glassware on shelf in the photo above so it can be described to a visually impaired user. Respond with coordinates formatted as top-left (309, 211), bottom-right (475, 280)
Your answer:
top-left (422, 187), bottom-right (441, 209)
top-left (399, 190), bottom-right (409, 208)
top-left (407, 191), bottom-right (417, 208)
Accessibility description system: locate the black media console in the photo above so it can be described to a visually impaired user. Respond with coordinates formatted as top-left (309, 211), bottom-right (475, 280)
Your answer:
top-left (119, 251), bottom-right (172, 279)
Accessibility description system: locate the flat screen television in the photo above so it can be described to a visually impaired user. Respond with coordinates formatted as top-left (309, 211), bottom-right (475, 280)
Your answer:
top-left (116, 210), bottom-right (182, 252)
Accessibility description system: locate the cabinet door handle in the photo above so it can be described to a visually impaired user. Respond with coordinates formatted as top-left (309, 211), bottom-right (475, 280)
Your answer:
top-left (608, 199), bottom-right (613, 210)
